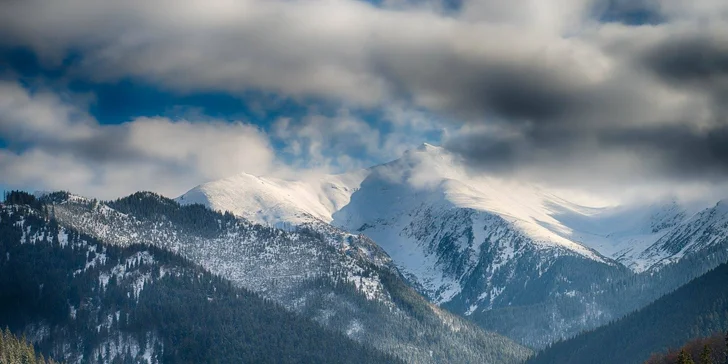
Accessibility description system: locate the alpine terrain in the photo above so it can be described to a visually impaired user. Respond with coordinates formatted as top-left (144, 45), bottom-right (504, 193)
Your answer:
top-left (40, 190), bottom-right (530, 363)
top-left (0, 192), bottom-right (402, 363)
top-left (180, 143), bottom-right (728, 347)
top-left (527, 262), bottom-right (728, 364)
top-left (2, 1), bottom-right (726, 362)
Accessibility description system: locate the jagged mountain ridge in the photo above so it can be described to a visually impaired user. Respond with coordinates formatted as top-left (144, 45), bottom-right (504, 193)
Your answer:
top-left (50, 191), bottom-right (395, 301)
top-left (180, 144), bottom-right (728, 279)
top-left (178, 143), bottom-right (728, 347)
top-left (44, 191), bottom-right (531, 364)
top-left (181, 143), bottom-right (726, 277)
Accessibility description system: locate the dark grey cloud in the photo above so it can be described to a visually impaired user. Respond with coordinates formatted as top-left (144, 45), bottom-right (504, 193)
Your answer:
top-left (370, 42), bottom-right (594, 124)
top-left (427, 63), bottom-right (585, 122)
top-left (39, 127), bottom-right (145, 164)
top-left (605, 123), bottom-right (728, 177)
top-left (444, 31), bottom-right (728, 185)
top-left (638, 34), bottom-right (728, 123)
top-left (447, 121), bottom-right (728, 187)
top-left (642, 35), bottom-right (728, 86)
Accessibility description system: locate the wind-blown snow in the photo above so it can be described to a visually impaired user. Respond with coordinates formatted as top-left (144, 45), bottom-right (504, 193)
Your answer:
top-left (180, 144), bottom-right (601, 258)
top-left (178, 170), bottom-right (367, 226)
top-left (175, 143), bottom-right (728, 301)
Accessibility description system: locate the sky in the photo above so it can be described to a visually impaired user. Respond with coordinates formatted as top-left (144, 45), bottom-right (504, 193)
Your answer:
top-left (0, 0), bottom-right (727, 202)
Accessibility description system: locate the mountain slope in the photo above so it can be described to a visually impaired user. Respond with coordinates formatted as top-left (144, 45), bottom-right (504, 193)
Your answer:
top-left (46, 191), bottom-right (530, 364)
top-left (526, 261), bottom-right (728, 364)
top-left (176, 143), bottom-right (728, 347)
top-left (555, 198), bottom-right (726, 272)
top-left (0, 193), bottom-right (400, 364)
top-left (178, 170), bottom-right (367, 227)
top-left (640, 200), bottom-right (728, 270)
top-left (331, 145), bottom-right (612, 307)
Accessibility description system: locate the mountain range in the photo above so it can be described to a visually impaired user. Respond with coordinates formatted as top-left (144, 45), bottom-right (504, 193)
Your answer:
top-left (0, 193), bottom-right (402, 363)
top-left (41, 190), bottom-right (530, 363)
top-left (3, 143), bottom-right (727, 362)
top-left (179, 143), bottom-right (728, 347)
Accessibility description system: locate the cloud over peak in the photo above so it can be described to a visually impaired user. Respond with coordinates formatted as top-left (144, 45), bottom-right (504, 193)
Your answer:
top-left (1, 0), bottom-right (727, 199)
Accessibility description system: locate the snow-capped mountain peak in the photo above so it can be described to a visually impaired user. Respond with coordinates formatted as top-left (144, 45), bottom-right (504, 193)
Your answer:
top-left (178, 146), bottom-right (613, 305)
top-left (176, 145), bottom-right (727, 308)
top-left (335, 145), bottom-right (604, 252)
top-left (178, 170), bottom-right (367, 226)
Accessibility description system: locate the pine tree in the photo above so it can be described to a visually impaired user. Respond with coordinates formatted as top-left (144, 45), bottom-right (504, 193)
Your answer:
top-left (0, 328), bottom-right (56, 364)
top-left (679, 349), bottom-right (696, 364)
top-left (21, 334), bottom-right (36, 363)
top-left (701, 344), bottom-right (713, 364)
top-left (0, 329), bottom-right (5, 363)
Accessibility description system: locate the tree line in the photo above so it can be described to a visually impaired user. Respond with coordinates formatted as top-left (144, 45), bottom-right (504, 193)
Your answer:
top-left (645, 331), bottom-right (728, 364)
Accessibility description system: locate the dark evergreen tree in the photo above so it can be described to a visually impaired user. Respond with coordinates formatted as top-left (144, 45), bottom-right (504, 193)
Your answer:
top-left (679, 349), bottom-right (695, 364)
top-left (702, 345), bottom-right (714, 364)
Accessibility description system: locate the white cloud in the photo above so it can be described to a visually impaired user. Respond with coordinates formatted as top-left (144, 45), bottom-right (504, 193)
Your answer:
top-left (272, 110), bottom-right (381, 170)
top-left (0, 81), bottom-right (275, 199)
top-left (271, 106), bottom-right (444, 172)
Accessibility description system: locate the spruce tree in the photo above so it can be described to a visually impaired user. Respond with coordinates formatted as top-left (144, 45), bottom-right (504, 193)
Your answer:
top-left (701, 344), bottom-right (713, 364)
top-left (21, 334), bottom-right (35, 363)
top-left (0, 329), bottom-right (5, 363)
top-left (0, 328), bottom-right (56, 364)
top-left (679, 349), bottom-right (695, 364)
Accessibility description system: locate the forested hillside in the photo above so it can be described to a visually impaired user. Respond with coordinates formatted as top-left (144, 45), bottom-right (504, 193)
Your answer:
top-left (644, 331), bottom-right (728, 364)
top-left (45, 190), bottom-right (530, 364)
top-left (527, 261), bottom-right (728, 364)
top-left (0, 192), bottom-right (400, 363)
top-left (470, 241), bottom-right (728, 348)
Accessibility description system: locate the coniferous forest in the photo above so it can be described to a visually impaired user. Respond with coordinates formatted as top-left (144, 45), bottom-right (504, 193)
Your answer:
top-left (527, 261), bottom-right (728, 364)
top-left (0, 191), bottom-right (401, 363)
top-left (41, 190), bottom-right (531, 364)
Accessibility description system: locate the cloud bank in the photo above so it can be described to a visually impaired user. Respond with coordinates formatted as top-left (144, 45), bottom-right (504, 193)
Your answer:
top-left (0, 81), bottom-right (275, 198)
top-left (0, 0), bottom-right (727, 199)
